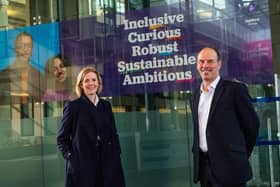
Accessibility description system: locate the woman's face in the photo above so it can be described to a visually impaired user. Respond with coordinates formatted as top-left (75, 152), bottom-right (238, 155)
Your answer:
top-left (53, 58), bottom-right (67, 82)
top-left (81, 71), bottom-right (99, 97)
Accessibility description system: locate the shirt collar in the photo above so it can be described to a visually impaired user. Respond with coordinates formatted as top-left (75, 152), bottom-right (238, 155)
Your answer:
top-left (200, 76), bottom-right (221, 92)
top-left (81, 93), bottom-right (100, 106)
top-left (94, 95), bottom-right (99, 106)
top-left (211, 76), bottom-right (220, 89)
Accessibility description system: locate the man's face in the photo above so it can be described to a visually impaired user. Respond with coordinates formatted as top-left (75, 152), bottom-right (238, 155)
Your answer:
top-left (15, 35), bottom-right (33, 62)
top-left (197, 48), bottom-right (221, 83)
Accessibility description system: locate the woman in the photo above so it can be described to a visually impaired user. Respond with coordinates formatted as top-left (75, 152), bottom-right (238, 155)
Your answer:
top-left (57, 66), bottom-right (125, 187)
top-left (47, 55), bottom-right (67, 83)
top-left (43, 55), bottom-right (72, 101)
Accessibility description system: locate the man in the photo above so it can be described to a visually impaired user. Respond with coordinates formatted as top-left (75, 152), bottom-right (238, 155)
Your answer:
top-left (0, 31), bottom-right (44, 103)
top-left (14, 31), bottom-right (34, 63)
top-left (190, 47), bottom-right (259, 187)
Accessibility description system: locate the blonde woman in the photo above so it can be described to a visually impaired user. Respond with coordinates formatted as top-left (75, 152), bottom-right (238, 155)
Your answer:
top-left (57, 66), bottom-right (125, 187)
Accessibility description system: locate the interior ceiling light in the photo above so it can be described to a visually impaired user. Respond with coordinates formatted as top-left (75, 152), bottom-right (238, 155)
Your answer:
top-left (10, 92), bottom-right (29, 97)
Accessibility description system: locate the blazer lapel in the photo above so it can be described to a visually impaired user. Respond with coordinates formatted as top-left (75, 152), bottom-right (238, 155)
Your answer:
top-left (208, 79), bottom-right (224, 120)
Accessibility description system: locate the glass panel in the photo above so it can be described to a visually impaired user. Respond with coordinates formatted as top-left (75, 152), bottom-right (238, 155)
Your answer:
top-left (251, 99), bottom-right (280, 186)
top-left (0, 8), bottom-right (60, 186)
top-left (0, 97), bottom-right (44, 187)
top-left (111, 91), bottom-right (194, 187)
top-left (42, 101), bottom-right (65, 187)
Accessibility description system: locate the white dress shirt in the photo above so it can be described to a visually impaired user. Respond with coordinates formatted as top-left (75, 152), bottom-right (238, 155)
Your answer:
top-left (198, 76), bottom-right (220, 152)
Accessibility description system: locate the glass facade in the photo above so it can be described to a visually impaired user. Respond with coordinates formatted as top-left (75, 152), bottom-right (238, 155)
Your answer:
top-left (0, 0), bottom-right (279, 187)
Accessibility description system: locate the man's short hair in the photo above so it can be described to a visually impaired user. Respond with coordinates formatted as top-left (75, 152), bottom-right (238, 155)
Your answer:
top-left (198, 46), bottom-right (221, 61)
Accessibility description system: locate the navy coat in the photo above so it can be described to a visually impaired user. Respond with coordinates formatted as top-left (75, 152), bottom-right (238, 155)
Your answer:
top-left (57, 95), bottom-right (125, 187)
top-left (190, 79), bottom-right (259, 185)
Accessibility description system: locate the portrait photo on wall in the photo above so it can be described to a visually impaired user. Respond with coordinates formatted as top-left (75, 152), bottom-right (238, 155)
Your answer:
top-left (0, 23), bottom-right (60, 104)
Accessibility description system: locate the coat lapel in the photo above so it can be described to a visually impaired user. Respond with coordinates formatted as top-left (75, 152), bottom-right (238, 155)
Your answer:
top-left (80, 95), bottom-right (98, 121)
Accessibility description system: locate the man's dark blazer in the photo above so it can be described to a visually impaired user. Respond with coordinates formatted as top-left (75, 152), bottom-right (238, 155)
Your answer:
top-left (0, 59), bottom-right (44, 104)
top-left (57, 95), bottom-right (125, 187)
top-left (190, 79), bottom-right (259, 185)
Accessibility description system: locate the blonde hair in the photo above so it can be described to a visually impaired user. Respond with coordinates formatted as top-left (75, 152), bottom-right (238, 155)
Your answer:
top-left (75, 66), bottom-right (103, 97)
